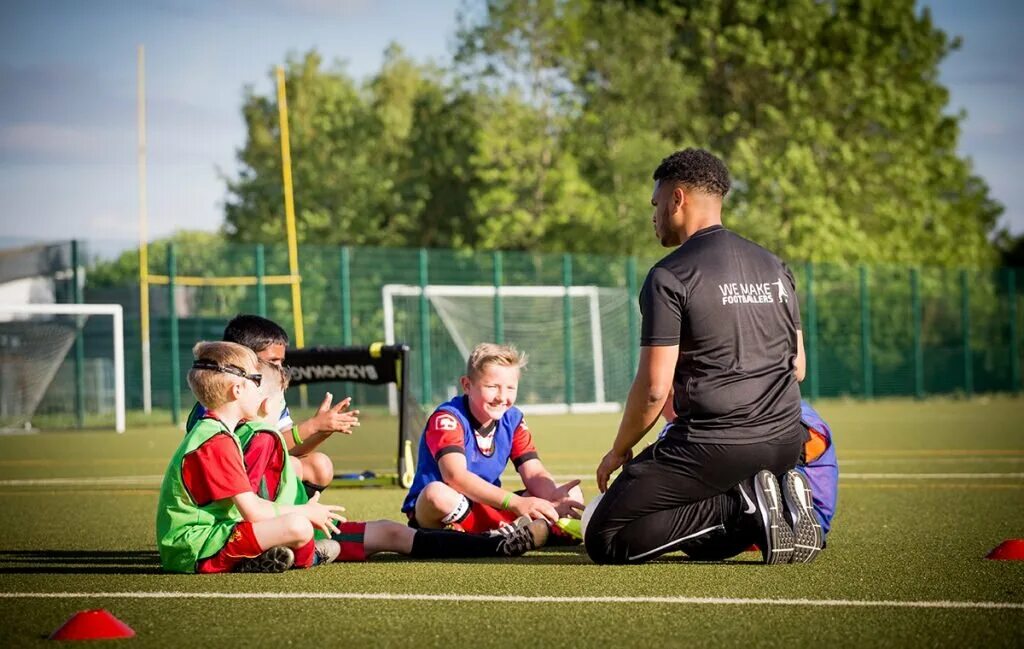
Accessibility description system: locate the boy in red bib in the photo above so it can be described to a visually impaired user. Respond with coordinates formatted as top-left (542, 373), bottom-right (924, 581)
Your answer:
top-left (403, 343), bottom-right (584, 535)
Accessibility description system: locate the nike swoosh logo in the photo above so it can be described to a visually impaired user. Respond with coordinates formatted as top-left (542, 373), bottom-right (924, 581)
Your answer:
top-left (738, 484), bottom-right (756, 515)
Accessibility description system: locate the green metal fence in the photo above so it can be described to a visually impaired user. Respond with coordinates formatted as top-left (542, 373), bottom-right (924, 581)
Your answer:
top-left (38, 240), bottom-right (1024, 427)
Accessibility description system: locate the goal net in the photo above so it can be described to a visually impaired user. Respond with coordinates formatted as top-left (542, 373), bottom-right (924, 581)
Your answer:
top-left (0, 304), bottom-right (125, 433)
top-left (383, 284), bottom-right (633, 414)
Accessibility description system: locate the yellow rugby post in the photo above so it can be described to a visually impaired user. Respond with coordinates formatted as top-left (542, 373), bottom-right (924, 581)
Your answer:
top-left (137, 44), bottom-right (152, 414)
top-left (276, 66), bottom-right (305, 351)
top-left (136, 55), bottom-right (310, 420)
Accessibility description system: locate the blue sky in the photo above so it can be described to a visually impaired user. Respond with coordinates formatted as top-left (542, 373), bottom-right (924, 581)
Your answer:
top-left (1, 0), bottom-right (1021, 254)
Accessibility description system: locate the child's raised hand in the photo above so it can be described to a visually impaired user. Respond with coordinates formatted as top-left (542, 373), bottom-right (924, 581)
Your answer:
top-left (313, 393), bottom-right (361, 435)
top-left (304, 491), bottom-right (346, 536)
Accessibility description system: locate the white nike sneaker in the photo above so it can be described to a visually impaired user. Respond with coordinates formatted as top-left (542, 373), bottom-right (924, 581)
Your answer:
top-left (753, 470), bottom-right (795, 565)
top-left (782, 470), bottom-right (823, 564)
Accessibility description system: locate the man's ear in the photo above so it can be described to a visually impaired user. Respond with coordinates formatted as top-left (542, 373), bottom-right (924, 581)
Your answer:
top-left (673, 185), bottom-right (686, 210)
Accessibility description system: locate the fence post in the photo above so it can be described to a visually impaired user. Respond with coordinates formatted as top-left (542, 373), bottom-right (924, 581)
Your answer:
top-left (254, 244), bottom-right (266, 318)
top-left (626, 256), bottom-right (639, 373)
top-left (168, 243), bottom-right (181, 425)
top-left (563, 253), bottom-right (575, 407)
top-left (860, 265), bottom-right (873, 399)
top-left (1009, 268), bottom-right (1020, 394)
top-left (71, 240), bottom-right (86, 428)
top-left (961, 269), bottom-right (972, 396)
top-left (418, 248), bottom-right (431, 405)
top-left (911, 268), bottom-right (924, 399)
top-left (493, 250), bottom-right (504, 344)
top-left (805, 262), bottom-right (819, 401)
top-left (339, 246), bottom-right (352, 346)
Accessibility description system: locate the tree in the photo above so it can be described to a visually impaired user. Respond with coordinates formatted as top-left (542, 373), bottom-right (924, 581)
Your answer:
top-left (458, 0), bottom-right (1004, 265)
top-left (223, 48), bottom-right (449, 247)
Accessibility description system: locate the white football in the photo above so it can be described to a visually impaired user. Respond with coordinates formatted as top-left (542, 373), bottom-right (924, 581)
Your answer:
top-left (579, 492), bottom-right (604, 541)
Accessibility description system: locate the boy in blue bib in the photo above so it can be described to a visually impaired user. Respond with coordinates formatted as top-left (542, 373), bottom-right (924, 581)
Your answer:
top-left (403, 343), bottom-right (584, 534)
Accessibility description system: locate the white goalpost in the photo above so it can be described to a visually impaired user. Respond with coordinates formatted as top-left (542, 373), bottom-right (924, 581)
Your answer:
top-left (0, 303), bottom-right (126, 433)
top-left (382, 284), bottom-right (623, 416)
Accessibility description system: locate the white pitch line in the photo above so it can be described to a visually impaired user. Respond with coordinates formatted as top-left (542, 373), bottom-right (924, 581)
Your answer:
top-left (3, 472), bottom-right (1024, 488)
top-left (0, 591), bottom-right (1020, 610)
top-left (0, 475), bottom-right (163, 487)
top-left (839, 472), bottom-right (1024, 480)
top-left (507, 473), bottom-right (1024, 482)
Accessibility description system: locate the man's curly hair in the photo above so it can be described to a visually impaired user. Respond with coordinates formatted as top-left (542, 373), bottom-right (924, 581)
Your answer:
top-left (652, 148), bottom-right (731, 198)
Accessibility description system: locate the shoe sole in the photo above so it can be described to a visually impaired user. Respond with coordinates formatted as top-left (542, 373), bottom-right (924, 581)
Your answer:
top-left (499, 519), bottom-right (550, 556)
top-left (754, 471), bottom-right (794, 565)
top-left (783, 470), bottom-right (823, 564)
top-left (236, 545), bottom-right (295, 573)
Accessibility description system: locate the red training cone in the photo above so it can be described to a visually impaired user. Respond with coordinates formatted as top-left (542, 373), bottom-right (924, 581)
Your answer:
top-left (986, 539), bottom-right (1024, 561)
top-left (49, 609), bottom-right (135, 641)
top-left (745, 544), bottom-right (759, 553)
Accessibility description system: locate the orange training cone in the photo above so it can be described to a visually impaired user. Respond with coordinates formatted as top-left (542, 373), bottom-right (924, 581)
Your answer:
top-left (986, 539), bottom-right (1024, 561)
top-left (49, 609), bottom-right (135, 641)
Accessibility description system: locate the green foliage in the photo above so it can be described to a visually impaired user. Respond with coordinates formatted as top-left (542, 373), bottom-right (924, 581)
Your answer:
top-left (220, 1), bottom-right (1002, 266)
top-left (457, 0), bottom-right (1003, 265)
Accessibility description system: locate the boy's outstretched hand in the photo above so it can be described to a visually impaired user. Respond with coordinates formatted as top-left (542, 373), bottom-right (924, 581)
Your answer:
top-left (311, 393), bottom-right (360, 435)
top-left (303, 492), bottom-right (346, 536)
top-left (551, 479), bottom-right (585, 519)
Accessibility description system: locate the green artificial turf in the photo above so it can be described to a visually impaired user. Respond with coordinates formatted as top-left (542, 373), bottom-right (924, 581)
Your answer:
top-left (1, 397), bottom-right (1022, 647)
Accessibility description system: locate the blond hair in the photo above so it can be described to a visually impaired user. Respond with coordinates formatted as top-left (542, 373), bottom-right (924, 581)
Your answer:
top-left (257, 360), bottom-right (290, 397)
top-left (187, 341), bottom-right (259, 410)
top-left (465, 343), bottom-right (527, 379)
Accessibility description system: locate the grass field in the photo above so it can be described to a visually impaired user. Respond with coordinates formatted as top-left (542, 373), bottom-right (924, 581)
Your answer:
top-left (1, 397), bottom-right (1022, 647)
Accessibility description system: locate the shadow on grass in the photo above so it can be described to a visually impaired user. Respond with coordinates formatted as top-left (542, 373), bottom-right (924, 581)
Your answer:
top-left (363, 545), bottom-right (761, 566)
top-left (0, 550), bottom-right (163, 575)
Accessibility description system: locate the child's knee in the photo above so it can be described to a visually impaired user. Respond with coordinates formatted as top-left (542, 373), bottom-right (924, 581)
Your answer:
top-left (280, 513), bottom-right (315, 545)
top-left (302, 452), bottom-right (333, 485)
top-left (419, 481), bottom-right (458, 509)
top-left (289, 456), bottom-right (303, 477)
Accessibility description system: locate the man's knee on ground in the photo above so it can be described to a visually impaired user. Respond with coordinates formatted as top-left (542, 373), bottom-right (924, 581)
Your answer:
top-left (583, 534), bottom-right (628, 565)
top-left (582, 510), bottom-right (628, 565)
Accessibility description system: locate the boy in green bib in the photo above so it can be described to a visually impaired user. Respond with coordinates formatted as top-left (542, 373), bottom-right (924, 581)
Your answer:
top-left (156, 341), bottom-right (346, 573)
top-left (240, 361), bottom-right (554, 562)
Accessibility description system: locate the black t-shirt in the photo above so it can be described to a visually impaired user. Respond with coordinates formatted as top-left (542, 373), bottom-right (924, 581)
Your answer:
top-left (639, 225), bottom-right (802, 444)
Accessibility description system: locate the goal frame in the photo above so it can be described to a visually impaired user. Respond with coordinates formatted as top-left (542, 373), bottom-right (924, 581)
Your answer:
top-left (382, 284), bottom-right (620, 415)
top-left (0, 303), bottom-right (126, 433)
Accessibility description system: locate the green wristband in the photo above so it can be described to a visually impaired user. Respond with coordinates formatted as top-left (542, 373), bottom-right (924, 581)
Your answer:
top-left (500, 493), bottom-right (512, 510)
top-left (291, 425), bottom-right (302, 446)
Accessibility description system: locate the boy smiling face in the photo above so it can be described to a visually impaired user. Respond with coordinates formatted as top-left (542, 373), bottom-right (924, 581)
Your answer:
top-left (460, 362), bottom-right (520, 428)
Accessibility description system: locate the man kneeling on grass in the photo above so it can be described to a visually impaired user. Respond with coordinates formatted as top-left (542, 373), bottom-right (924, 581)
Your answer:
top-left (155, 341), bottom-right (549, 574)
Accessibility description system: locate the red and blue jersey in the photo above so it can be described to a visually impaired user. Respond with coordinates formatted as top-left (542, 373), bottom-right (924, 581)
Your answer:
top-left (797, 401), bottom-right (838, 538)
top-left (402, 395), bottom-right (538, 513)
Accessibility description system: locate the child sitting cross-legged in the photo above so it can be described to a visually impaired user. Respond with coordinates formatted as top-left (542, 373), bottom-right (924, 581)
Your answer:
top-left (236, 359), bottom-right (551, 566)
top-left (156, 341), bottom-right (345, 573)
top-left (403, 343), bottom-right (584, 539)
